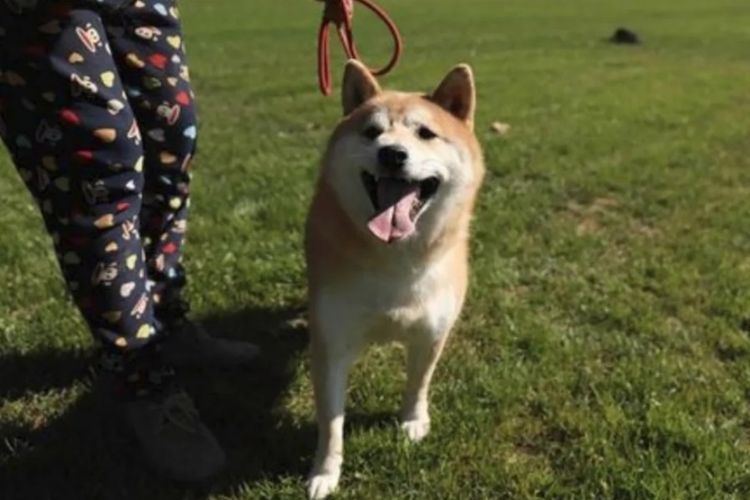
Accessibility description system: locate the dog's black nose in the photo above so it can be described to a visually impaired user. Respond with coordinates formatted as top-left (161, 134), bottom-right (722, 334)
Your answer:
top-left (377, 145), bottom-right (408, 170)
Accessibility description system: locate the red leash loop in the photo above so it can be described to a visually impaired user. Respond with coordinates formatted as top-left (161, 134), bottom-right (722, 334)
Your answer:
top-left (317, 0), bottom-right (403, 96)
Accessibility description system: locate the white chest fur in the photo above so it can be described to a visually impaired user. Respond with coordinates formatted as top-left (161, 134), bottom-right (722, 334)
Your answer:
top-left (314, 250), bottom-right (464, 345)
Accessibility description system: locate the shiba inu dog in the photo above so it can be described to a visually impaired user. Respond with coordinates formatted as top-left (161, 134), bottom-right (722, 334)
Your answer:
top-left (304, 60), bottom-right (485, 499)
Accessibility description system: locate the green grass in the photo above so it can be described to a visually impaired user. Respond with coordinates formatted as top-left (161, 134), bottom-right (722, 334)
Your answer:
top-left (3, 0), bottom-right (750, 497)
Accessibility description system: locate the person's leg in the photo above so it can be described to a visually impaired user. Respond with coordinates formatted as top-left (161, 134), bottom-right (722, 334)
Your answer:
top-left (0, 3), bottom-right (162, 390)
top-left (105, 0), bottom-right (196, 309)
top-left (0, 2), bottom-right (223, 479)
top-left (105, 0), bottom-right (257, 366)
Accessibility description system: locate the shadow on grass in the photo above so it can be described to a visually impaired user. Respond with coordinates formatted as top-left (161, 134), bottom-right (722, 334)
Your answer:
top-left (0, 304), bottom-right (312, 500)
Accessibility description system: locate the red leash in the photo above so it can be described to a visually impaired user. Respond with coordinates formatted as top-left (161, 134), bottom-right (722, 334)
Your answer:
top-left (317, 0), bottom-right (403, 95)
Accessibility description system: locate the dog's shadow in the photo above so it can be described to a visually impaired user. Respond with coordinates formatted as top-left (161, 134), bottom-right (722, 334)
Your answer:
top-left (0, 304), bottom-right (313, 500)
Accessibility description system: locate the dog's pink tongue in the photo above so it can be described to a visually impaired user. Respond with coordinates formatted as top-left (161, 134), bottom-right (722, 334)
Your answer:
top-left (367, 179), bottom-right (418, 243)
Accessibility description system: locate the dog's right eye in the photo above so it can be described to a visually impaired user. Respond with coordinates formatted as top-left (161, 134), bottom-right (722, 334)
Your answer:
top-left (417, 125), bottom-right (438, 140)
top-left (362, 125), bottom-right (383, 140)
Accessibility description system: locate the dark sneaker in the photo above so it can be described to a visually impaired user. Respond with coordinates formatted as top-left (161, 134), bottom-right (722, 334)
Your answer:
top-left (161, 316), bottom-right (260, 368)
top-left (158, 297), bottom-right (259, 368)
top-left (125, 390), bottom-right (226, 482)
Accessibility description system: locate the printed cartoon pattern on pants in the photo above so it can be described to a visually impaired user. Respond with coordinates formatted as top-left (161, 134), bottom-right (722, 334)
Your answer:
top-left (0, 0), bottom-right (196, 393)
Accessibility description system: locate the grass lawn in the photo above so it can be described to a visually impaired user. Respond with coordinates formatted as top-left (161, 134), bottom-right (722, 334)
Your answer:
top-left (3, 0), bottom-right (750, 498)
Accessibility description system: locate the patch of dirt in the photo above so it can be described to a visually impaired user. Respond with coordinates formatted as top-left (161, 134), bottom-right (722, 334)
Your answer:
top-left (565, 196), bottom-right (619, 236)
top-left (563, 196), bottom-right (661, 238)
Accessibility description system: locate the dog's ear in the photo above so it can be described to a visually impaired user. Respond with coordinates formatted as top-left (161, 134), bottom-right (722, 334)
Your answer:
top-left (430, 64), bottom-right (476, 130)
top-left (342, 59), bottom-right (381, 116)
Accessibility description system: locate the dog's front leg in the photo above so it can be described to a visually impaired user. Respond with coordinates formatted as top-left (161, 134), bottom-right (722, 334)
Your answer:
top-left (308, 335), bottom-right (361, 500)
top-left (400, 331), bottom-right (450, 442)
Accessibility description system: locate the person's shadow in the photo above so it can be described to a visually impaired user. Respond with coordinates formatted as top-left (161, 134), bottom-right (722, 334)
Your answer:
top-left (0, 304), bottom-right (313, 500)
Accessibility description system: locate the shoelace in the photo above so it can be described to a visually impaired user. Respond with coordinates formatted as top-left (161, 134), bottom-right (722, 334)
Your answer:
top-left (158, 392), bottom-right (201, 435)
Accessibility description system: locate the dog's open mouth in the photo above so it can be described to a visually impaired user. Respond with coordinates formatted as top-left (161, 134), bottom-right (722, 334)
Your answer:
top-left (361, 172), bottom-right (440, 243)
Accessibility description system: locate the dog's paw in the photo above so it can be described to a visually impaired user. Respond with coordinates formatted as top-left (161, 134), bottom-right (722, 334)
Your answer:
top-left (307, 471), bottom-right (340, 499)
top-left (401, 418), bottom-right (430, 442)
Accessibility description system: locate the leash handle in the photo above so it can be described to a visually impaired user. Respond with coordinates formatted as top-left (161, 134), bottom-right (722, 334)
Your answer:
top-left (317, 0), bottom-right (403, 96)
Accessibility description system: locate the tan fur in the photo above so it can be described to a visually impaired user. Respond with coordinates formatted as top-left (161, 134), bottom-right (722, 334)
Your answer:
top-left (304, 60), bottom-right (484, 499)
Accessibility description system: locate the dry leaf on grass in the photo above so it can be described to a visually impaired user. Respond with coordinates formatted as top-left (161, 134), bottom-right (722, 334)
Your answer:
top-left (490, 121), bottom-right (511, 136)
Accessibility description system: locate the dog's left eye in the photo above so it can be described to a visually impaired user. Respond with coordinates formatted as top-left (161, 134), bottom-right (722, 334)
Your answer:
top-left (362, 125), bottom-right (383, 140)
top-left (417, 126), bottom-right (437, 140)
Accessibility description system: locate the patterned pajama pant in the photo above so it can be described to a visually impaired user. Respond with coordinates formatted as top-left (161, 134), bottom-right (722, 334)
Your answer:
top-left (0, 0), bottom-right (196, 395)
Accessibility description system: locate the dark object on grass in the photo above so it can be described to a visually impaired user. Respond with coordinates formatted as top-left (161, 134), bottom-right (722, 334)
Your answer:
top-left (609, 27), bottom-right (640, 45)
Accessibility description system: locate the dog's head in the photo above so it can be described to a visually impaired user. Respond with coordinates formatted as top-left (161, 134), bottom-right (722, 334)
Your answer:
top-left (321, 60), bottom-right (484, 246)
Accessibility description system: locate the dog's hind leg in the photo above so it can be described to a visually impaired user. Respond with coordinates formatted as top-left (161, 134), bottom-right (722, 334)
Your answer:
top-left (307, 334), bottom-right (362, 499)
top-left (400, 332), bottom-right (450, 442)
